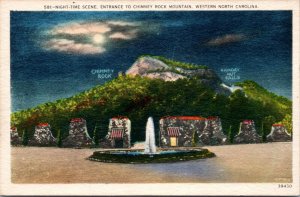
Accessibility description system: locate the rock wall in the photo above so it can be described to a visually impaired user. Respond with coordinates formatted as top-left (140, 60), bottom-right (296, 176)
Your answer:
top-left (126, 56), bottom-right (228, 93)
top-left (159, 116), bottom-right (206, 147)
top-left (28, 123), bottom-right (57, 146)
top-left (234, 120), bottom-right (262, 144)
top-left (10, 127), bottom-right (21, 146)
top-left (201, 117), bottom-right (227, 145)
top-left (267, 124), bottom-right (292, 142)
top-left (62, 118), bottom-right (94, 148)
top-left (105, 117), bottom-right (131, 148)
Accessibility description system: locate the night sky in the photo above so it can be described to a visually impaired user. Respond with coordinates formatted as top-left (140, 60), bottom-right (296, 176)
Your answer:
top-left (11, 11), bottom-right (292, 112)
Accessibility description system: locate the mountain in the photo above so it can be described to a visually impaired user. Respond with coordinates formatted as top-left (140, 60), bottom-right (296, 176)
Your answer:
top-left (11, 56), bottom-right (292, 143)
top-left (126, 55), bottom-right (213, 81)
top-left (126, 55), bottom-right (230, 95)
top-left (235, 80), bottom-right (291, 115)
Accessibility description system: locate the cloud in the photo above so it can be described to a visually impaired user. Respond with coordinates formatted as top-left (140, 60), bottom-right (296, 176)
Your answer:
top-left (107, 20), bottom-right (139, 27)
top-left (109, 31), bottom-right (137, 40)
top-left (42, 20), bottom-right (144, 54)
top-left (44, 38), bottom-right (105, 54)
top-left (51, 22), bottom-right (111, 35)
top-left (206, 34), bottom-right (247, 46)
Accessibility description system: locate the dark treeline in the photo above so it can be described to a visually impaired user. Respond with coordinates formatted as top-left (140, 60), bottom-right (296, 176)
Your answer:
top-left (11, 75), bottom-right (292, 144)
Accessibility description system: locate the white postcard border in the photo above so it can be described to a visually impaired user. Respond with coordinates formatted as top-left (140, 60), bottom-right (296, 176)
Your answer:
top-left (0, 0), bottom-right (299, 195)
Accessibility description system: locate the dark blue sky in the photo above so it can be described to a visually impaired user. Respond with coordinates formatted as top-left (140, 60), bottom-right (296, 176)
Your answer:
top-left (11, 11), bottom-right (292, 112)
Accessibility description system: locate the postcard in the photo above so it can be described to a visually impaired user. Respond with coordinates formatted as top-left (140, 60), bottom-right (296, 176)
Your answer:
top-left (0, 0), bottom-right (299, 195)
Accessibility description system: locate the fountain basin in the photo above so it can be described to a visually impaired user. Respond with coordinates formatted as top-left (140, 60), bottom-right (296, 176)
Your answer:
top-left (88, 149), bottom-right (215, 164)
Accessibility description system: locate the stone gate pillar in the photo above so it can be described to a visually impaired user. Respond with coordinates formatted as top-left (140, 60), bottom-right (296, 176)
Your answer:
top-left (28, 123), bottom-right (57, 146)
top-left (267, 124), bottom-right (292, 142)
top-left (10, 127), bottom-right (21, 146)
top-left (233, 120), bottom-right (262, 144)
top-left (106, 116), bottom-right (131, 148)
top-left (201, 116), bottom-right (227, 145)
top-left (62, 118), bottom-right (94, 148)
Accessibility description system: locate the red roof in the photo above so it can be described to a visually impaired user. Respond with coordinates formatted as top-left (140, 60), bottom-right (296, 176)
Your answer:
top-left (207, 116), bottom-right (218, 120)
top-left (272, 124), bottom-right (284, 127)
top-left (111, 116), bottom-right (129, 120)
top-left (11, 127), bottom-right (17, 130)
top-left (71, 118), bottom-right (85, 122)
top-left (243, 120), bottom-right (253, 125)
top-left (162, 116), bottom-right (206, 120)
top-left (37, 123), bottom-right (49, 127)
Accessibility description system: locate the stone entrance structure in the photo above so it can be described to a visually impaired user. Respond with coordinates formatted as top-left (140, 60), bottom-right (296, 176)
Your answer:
top-left (28, 123), bottom-right (57, 146)
top-left (105, 116), bottom-right (131, 148)
top-left (160, 116), bottom-right (227, 147)
top-left (10, 127), bottom-right (21, 146)
top-left (233, 120), bottom-right (262, 144)
top-left (62, 118), bottom-right (94, 148)
top-left (160, 116), bottom-right (206, 147)
top-left (201, 116), bottom-right (228, 145)
top-left (267, 124), bottom-right (292, 142)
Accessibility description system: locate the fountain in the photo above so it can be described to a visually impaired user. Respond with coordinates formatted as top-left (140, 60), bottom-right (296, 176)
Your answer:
top-left (144, 117), bottom-right (157, 154)
top-left (88, 117), bottom-right (215, 163)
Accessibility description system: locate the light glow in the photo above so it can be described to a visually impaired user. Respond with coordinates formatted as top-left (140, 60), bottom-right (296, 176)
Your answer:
top-left (93, 34), bottom-right (106, 44)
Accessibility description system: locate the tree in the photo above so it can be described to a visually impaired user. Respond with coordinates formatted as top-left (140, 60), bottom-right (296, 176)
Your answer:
top-left (261, 115), bottom-right (276, 141)
top-left (260, 121), bottom-right (264, 142)
top-left (192, 129), bottom-right (199, 146)
top-left (93, 126), bottom-right (100, 146)
top-left (227, 125), bottom-right (233, 144)
top-left (56, 129), bottom-right (63, 147)
top-left (226, 91), bottom-right (247, 137)
top-left (22, 130), bottom-right (29, 146)
top-left (278, 114), bottom-right (292, 134)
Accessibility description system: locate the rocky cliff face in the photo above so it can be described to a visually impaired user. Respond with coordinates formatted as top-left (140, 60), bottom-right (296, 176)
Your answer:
top-left (126, 56), bottom-right (230, 94)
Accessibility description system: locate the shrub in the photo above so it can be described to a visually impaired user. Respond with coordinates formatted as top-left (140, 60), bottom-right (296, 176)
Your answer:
top-left (22, 130), bottom-right (29, 146)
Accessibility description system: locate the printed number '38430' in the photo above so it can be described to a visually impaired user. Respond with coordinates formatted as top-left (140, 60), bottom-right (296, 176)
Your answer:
top-left (278, 184), bottom-right (292, 188)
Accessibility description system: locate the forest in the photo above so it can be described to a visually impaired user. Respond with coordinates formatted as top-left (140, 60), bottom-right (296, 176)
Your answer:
top-left (11, 72), bottom-right (292, 145)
